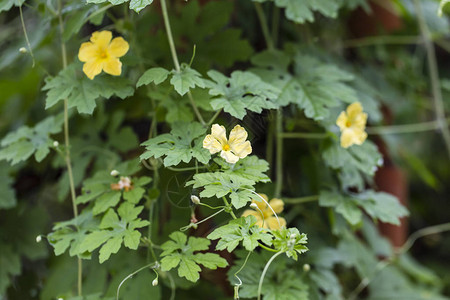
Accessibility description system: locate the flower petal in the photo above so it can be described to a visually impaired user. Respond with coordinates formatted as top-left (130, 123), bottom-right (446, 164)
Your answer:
top-left (228, 125), bottom-right (248, 145)
top-left (353, 111), bottom-right (368, 129)
top-left (82, 60), bottom-right (103, 80)
top-left (242, 209), bottom-right (260, 218)
top-left (78, 42), bottom-right (99, 62)
top-left (340, 128), bottom-right (358, 148)
top-left (211, 124), bottom-right (227, 146)
top-left (220, 150), bottom-right (239, 164)
top-left (90, 31), bottom-right (112, 50)
top-left (231, 140), bottom-right (252, 158)
top-left (265, 216), bottom-right (286, 230)
top-left (252, 194), bottom-right (269, 212)
top-left (103, 57), bottom-right (122, 76)
top-left (108, 37), bottom-right (129, 58)
top-left (203, 134), bottom-right (222, 154)
top-left (269, 198), bottom-right (284, 214)
top-left (352, 128), bottom-right (368, 145)
top-left (346, 102), bottom-right (363, 119)
top-left (336, 111), bottom-right (348, 130)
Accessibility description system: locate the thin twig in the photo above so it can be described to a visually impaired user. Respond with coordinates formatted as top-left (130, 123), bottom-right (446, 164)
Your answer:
top-left (414, 0), bottom-right (450, 159)
top-left (19, 5), bottom-right (35, 67)
top-left (254, 2), bottom-right (274, 50)
top-left (57, 0), bottom-right (82, 295)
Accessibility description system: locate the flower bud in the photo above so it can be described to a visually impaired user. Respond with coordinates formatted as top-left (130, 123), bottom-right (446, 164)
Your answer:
top-left (36, 235), bottom-right (42, 243)
top-left (19, 47), bottom-right (27, 53)
top-left (191, 195), bottom-right (200, 205)
top-left (289, 233), bottom-right (297, 240)
top-left (250, 203), bottom-right (258, 210)
top-left (110, 170), bottom-right (119, 177)
top-left (53, 141), bottom-right (59, 147)
top-left (303, 264), bottom-right (310, 272)
top-left (152, 278), bottom-right (158, 286)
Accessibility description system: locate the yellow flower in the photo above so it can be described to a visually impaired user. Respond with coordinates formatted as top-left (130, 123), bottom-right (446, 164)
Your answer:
top-left (203, 124), bottom-right (252, 164)
top-left (336, 102), bottom-right (368, 148)
top-left (78, 31), bottom-right (129, 80)
top-left (242, 194), bottom-right (286, 230)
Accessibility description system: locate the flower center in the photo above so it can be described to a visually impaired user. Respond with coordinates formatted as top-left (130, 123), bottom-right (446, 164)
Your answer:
top-left (99, 51), bottom-right (108, 59)
top-left (345, 120), bottom-right (352, 127)
top-left (223, 144), bottom-right (231, 151)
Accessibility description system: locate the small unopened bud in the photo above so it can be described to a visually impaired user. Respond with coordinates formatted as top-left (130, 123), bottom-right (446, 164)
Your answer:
top-left (36, 235), bottom-right (42, 243)
top-left (53, 141), bottom-right (59, 147)
top-left (110, 170), bottom-right (120, 177)
top-left (19, 47), bottom-right (27, 53)
top-left (303, 264), bottom-right (310, 272)
top-left (152, 278), bottom-right (158, 286)
top-left (191, 195), bottom-right (200, 205)
top-left (250, 203), bottom-right (258, 210)
top-left (377, 158), bottom-right (384, 166)
top-left (57, 298), bottom-right (64, 300)
top-left (289, 234), bottom-right (297, 240)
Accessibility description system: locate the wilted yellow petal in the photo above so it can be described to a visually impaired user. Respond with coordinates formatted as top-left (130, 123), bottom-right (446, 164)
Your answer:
top-left (220, 150), bottom-right (239, 164)
top-left (103, 58), bottom-right (122, 76)
top-left (78, 42), bottom-right (99, 62)
top-left (211, 124), bottom-right (227, 146)
top-left (82, 60), bottom-right (103, 80)
top-left (203, 134), bottom-right (223, 154)
top-left (90, 31), bottom-right (112, 50)
top-left (336, 111), bottom-right (348, 130)
top-left (108, 37), bottom-right (129, 58)
top-left (269, 198), bottom-right (284, 214)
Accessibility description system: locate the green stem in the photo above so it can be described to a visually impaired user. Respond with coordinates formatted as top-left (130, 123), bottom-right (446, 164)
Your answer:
top-left (366, 120), bottom-right (443, 135)
top-left (257, 251), bottom-right (283, 300)
top-left (206, 109), bottom-right (222, 127)
top-left (167, 165), bottom-right (207, 172)
top-left (254, 2), bottom-right (274, 50)
top-left (397, 222), bottom-right (450, 255)
top-left (160, 0), bottom-right (180, 72)
top-left (57, 0), bottom-right (81, 296)
top-left (414, 0), bottom-right (450, 159)
top-left (271, 6), bottom-right (280, 47)
top-left (343, 35), bottom-right (422, 48)
top-left (266, 114), bottom-right (275, 174)
top-left (281, 132), bottom-right (328, 139)
top-left (258, 242), bottom-right (278, 253)
top-left (233, 251), bottom-right (252, 299)
top-left (159, 0), bottom-right (205, 125)
top-left (19, 5), bottom-right (35, 67)
top-left (283, 195), bottom-right (319, 204)
top-left (274, 110), bottom-right (283, 198)
top-left (181, 208), bottom-right (225, 231)
top-left (116, 262), bottom-right (159, 300)
top-left (222, 197), bottom-right (237, 219)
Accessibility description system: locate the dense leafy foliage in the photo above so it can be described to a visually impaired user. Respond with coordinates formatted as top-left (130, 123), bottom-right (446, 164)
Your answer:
top-left (1, 0), bottom-right (449, 299)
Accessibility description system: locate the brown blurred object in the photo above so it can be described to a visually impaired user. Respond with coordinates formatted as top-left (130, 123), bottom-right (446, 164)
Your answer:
top-left (349, 0), bottom-right (403, 37)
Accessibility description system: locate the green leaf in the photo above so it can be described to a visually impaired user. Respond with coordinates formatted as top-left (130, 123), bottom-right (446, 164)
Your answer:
top-left (322, 140), bottom-right (382, 191)
top-left (207, 216), bottom-right (272, 252)
top-left (319, 190), bottom-right (362, 225)
top-left (255, 0), bottom-right (340, 24)
top-left (86, 0), bottom-right (153, 13)
top-left (43, 63), bottom-right (134, 114)
top-left (227, 250), bottom-right (309, 299)
top-left (272, 227), bottom-right (308, 260)
top-left (319, 189), bottom-right (408, 225)
top-left (0, 114), bottom-right (63, 165)
top-left (0, 162), bottom-right (16, 209)
top-left (206, 70), bottom-right (280, 119)
top-left (79, 203), bottom-right (149, 263)
top-left (216, 155), bottom-right (271, 183)
top-left (0, 245), bottom-right (21, 295)
top-left (170, 64), bottom-right (205, 96)
top-left (0, 0), bottom-right (25, 13)
top-left (356, 190), bottom-right (409, 225)
top-left (136, 67), bottom-right (170, 87)
top-left (140, 121), bottom-right (210, 167)
top-left (187, 172), bottom-right (255, 209)
top-left (160, 231), bottom-right (228, 282)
